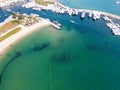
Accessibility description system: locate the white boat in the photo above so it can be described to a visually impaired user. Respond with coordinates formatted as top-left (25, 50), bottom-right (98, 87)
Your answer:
top-left (68, 10), bottom-right (73, 16)
top-left (106, 22), bottom-right (120, 35)
top-left (81, 12), bottom-right (85, 18)
top-left (53, 21), bottom-right (61, 27)
top-left (116, 23), bottom-right (120, 28)
top-left (102, 16), bottom-right (110, 21)
top-left (50, 21), bottom-right (61, 29)
top-left (70, 20), bottom-right (75, 23)
top-left (116, 1), bottom-right (120, 4)
top-left (6, 9), bottom-right (11, 12)
top-left (32, 7), bottom-right (41, 11)
top-left (88, 12), bottom-right (92, 18)
top-left (93, 13), bottom-right (101, 20)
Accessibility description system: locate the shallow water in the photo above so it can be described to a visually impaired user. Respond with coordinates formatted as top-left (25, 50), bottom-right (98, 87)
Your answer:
top-left (0, 0), bottom-right (120, 90)
top-left (0, 22), bottom-right (120, 90)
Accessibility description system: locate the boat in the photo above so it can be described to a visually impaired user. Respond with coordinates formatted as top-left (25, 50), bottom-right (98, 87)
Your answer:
top-left (6, 9), bottom-right (11, 12)
top-left (81, 12), bottom-right (85, 19)
top-left (53, 21), bottom-right (61, 27)
top-left (70, 20), bottom-right (75, 23)
top-left (116, 1), bottom-right (120, 4)
top-left (32, 7), bottom-right (41, 11)
top-left (70, 20), bottom-right (78, 24)
top-left (93, 12), bottom-right (101, 20)
top-left (88, 12), bottom-right (93, 18)
top-left (50, 21), bottom-right (61, 29)
top-left (106, 22), bottom-right (120, 35)
top-left (116, 23), bottom-right (120, 28)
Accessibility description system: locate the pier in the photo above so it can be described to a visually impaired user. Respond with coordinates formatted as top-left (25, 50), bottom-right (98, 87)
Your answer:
top-left (19, 0), bottom-right (120, 35)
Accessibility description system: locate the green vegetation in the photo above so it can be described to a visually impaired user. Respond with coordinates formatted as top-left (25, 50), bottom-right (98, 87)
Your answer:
top-left (12, 13), bottom-right (18, 19)
top-left (0, 27), bottom-right (21, 42)
top-left (12, 13), bottom-right (24, 20)
top-left (0, 21), bottom-right (19, 35)
top-left (10, 20), bottom-right (21, 24)
top-left (35, 0), bottom-right (54, 6)
top-left (18, 14), bottom-right (24, 20)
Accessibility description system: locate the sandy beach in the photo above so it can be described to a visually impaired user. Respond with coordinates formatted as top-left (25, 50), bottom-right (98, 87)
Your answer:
top-left (0, 0), bottom-right (120, 56)
top-left (0, 19), bottom-right (50, 56)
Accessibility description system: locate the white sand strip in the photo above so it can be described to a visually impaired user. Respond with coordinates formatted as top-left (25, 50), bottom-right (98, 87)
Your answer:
top-left (0, 19), bottom-right (50, 56)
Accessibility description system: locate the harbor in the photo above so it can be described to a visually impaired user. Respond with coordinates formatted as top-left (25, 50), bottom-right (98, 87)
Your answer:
top-left (19, 0), bottom-right (120, 35)
top-left (0, 0), bottom-right (120, 35)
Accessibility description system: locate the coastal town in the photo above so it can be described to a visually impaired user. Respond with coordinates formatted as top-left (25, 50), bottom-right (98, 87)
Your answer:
top-left (0, 0), bottom-right (120, 36)
top-left (0, 0), bottom-right (120, 53)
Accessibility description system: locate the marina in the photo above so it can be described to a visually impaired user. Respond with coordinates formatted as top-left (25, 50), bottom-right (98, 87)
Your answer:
top-left (0, 0), bottom-right (120, 35)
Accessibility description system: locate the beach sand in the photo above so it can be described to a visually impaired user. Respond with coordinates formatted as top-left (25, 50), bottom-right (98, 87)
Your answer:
top-left (0, 19), bottom-right (50, 56)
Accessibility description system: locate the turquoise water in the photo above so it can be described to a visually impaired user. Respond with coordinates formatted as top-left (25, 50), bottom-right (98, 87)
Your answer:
top-left (0, 22), bottom-right (120, 90)
top-left (0, 0), bottom-right (120, 90)
top-left (58, 0), bottom-right (120, 15)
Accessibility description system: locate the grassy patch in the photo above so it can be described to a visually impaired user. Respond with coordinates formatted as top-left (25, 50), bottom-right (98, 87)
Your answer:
top-left (0, 21), bottom-right (19, 35)
top-left (35, 0), bottom-right (54, 6)
top-left (0, 27), bottom-right (21, 42)
top-left (10, 20), bottom-right (21, 24)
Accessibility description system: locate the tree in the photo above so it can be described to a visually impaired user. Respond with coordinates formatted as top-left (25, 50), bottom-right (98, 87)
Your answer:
top-left (12, 13), bottom-right (17, 19)
top-left (18, 15), bottom-right (24, 20)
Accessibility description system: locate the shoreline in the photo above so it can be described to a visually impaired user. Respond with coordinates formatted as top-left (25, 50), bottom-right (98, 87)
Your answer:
top-left (0, 0), bottom-right (120, 55)
top-left (0, 18), bottom-right (50, 56)
top-left (54, 0), bottom-right (120, 20)
top-left (19, 0), bottom-right (120, 20)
